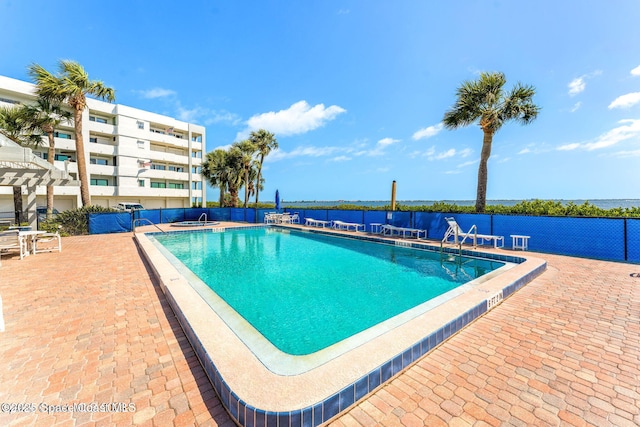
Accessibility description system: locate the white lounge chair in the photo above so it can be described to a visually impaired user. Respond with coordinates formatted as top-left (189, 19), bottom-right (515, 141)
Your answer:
top-left (305, 218), bottom-right (331, 228)
top-left (34, 232), bottom-right (62, 254)
top-left (332, 220), bottom-right (365, 232)
top-left (0, 230), bottom-right (28, 263)
top-left (442, 217), bottom-right (504, 248)
top-left (381, 224), bottom-right (427, 239)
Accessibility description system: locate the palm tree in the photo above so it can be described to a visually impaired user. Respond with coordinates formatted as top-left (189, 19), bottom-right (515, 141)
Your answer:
top-left (248, 129), bottom-right (278, 204)
top-left (21, 99), bottom-right (72, 219)
top-left (232, 140), bottom-right (257, 208)
top-left (202, 149), bottom-right (229, 206)
top-left (224, 147), bottom-right (246, 208)
top-left (443, 72), bottom-right (540, 212)
top-left (0, 105), bottom-right (46, 224)
top-left (29, 60), bottom-right (116, 206)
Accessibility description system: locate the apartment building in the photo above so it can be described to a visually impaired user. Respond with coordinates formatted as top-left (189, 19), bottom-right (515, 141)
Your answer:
top-left (0, 75), bottom-right (206, 213)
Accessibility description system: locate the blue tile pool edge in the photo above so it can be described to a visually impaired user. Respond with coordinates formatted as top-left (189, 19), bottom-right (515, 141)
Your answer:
top-left (135, 229), bottom-right (547, 427)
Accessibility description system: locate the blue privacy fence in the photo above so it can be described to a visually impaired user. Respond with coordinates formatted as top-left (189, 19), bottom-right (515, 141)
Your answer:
top-left (88, 207), bottom-right (640, 264)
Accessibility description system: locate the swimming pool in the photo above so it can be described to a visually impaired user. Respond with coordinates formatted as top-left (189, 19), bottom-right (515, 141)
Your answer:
top-left (152, 227), bottom-right (505, 357)
top-left (137, 224), bottom-right (546, 426)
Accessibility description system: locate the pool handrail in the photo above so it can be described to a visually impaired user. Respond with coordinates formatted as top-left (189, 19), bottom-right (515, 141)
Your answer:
top-left (132, 218), bottom-right (165, 234)
top-left (198, 213), bottom-right (207, 224)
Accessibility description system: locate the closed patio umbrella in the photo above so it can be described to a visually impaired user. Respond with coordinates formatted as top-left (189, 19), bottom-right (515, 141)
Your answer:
top-left (275, 189), bottom-right (281, 212)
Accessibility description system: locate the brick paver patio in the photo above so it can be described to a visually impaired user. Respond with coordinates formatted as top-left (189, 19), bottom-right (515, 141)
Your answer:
top-left (0, 232), bottom-right (638, 426)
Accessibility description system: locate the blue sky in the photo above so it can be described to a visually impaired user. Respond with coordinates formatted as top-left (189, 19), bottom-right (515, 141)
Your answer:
top-left (2, 1), bottom-right (640, 203)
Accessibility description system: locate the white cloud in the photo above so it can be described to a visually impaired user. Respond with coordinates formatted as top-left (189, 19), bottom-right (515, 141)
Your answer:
top-left (608, 92), bottom-right (640, 109)
top-left (357, 137), bottom-right (402, 157)
top-left (378, 137), bottom-right (400, 146)
top-left (412, 123), bottom-right (443, 140)
top-left (434, 148), bottom-right (456, 160)
top-left (567, 70), bottom-right (602, 97)
top-left (557, 143), bottom-right (581, 151)
top-left (568, 78), bottom-right (585, 96)
top-left (518, 148), bottom-right (531, 154)
top-left (570, 102), bottom-right (582, 112)
top-left (458, 148), bottom-right (473, 157)
top-left (204, 110), bottom-right (242, 126)
top-left (631, 65), bottom-right (640, 76)
top-left (267, 145), bottom-right (341, 162)
top-left (457, 159), bottom-right (478, 168)
top-left (331, 155), bottom-right (351, 162)
top-left (413, 146), bottom-right (473, 161)
top-left (612, 149), bottom-right (640, 157)
top-left (134, 88), bottom-right (177, 99)
top-left (557, 119), bottom-right (640, 151)
top-left (176, 105), bottom-right (208, 122)
top-left (238, 100), bottom-right (346, 139)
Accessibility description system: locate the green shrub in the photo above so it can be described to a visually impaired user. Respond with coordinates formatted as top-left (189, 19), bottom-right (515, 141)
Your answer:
top-left (55, 205), bottom-right (117, 236)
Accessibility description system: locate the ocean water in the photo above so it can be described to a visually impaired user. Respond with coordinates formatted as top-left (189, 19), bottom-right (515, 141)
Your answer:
top-left (283, 199), bottom-right (640, 210)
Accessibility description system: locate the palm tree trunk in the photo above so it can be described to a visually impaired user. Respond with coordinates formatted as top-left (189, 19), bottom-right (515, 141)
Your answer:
top-left (475, 130), bottom-right (493, 213)
top-left (229, 187), bottom-right (239, 208)
top-left (255, 155), bottom-right (264, 204)
top-left (73, 107), bottom-right (91, 206)
top-left (244, 169), bottom-right (249, 208)
top-left (46, 131), bottom-right (55, 219)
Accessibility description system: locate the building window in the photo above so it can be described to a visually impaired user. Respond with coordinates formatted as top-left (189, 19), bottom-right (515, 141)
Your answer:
top-left (191, 151), bottom-right (202, 158)
top-left (151, 164), bottom-right (166, 171)
top-left (150, 182), bottom-right (166, 188)
top-left (137, 121), bottom-right (144, 129)
top-left (137, 140), bottom-right (145, 149)
top-left (54, 132), bottom-right (72, 139)
top-left (192, 181), bottom-right (202, 190)
top-left (192, 197), bottom-right (202, 206)
top-left (168, 166), bottom-right (185, 173)
top-left (54, 154), bottom-right (72, 161)
top-left (168, 183), bottom-right (184, 189)
top-left (90, 158), bottom-right (108, 165)
top-left (90, 178), bottom-right (109, 186)
top-left (191, 166), bottom-right (201, 174)
top-left (0, 97), bottom-right (20, 105)
top-left (89, 116), bottom-right (108, 124)
top-left (138, 180), bottom-right (145, 187)
top-left (191, 134), bottom-right (202, 142)
top-left (89, 137), bottom-right (98, 143)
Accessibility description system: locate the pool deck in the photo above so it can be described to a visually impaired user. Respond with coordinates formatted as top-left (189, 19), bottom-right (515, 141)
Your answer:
top-left (0, 223), bottom-right (638, 426)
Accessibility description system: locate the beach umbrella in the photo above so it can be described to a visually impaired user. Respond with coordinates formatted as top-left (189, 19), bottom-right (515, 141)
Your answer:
top-left (275, 189), bottom-right (281, 211)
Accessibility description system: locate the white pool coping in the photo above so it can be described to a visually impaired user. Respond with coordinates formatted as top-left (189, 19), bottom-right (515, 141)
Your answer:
top-left (136, 225), bottom-right (546, 413)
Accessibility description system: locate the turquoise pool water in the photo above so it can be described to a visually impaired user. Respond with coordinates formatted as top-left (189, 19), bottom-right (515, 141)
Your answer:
top-left (153, 228), bottom-right (505, 355)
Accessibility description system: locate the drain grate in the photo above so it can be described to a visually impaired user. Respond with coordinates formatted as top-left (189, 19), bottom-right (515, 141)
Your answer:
top-left (487, 291), bottom-right (504, 310)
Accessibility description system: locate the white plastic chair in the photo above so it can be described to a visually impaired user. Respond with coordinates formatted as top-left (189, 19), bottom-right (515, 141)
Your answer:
top-left (442, 217), bottom-right (503, 248)
top-left (0, 230), bottom-right (28, 263)
top-left (34, 232), bottom-right (62, 253)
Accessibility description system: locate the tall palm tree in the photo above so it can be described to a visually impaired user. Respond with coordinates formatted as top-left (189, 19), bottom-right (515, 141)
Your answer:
top-left (232, 139), bottom-right (257, 208)
top-left (202, 149), bottom-right (229, 206)
top-left (249, 129), bottom-right (278, 204)
top-left (443, 72), bottom-right (540, 212)
top-left (29, 60), bottom-right (116, 206)
top-left (0, 106), bottom-right (46, 224)
top-left (21, 99), bottom-right (72, 219)
top-left (224, 147), bottom-right (246, 208)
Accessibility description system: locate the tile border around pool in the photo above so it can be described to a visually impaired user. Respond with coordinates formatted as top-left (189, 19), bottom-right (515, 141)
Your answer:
top-left (136, 226), bottom-right (546, 427)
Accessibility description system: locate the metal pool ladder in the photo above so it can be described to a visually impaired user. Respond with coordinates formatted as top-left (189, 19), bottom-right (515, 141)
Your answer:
top-left (132, 218), bottom-right (165, 234)
top-left (198, 213), bottom-right (207, 224)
